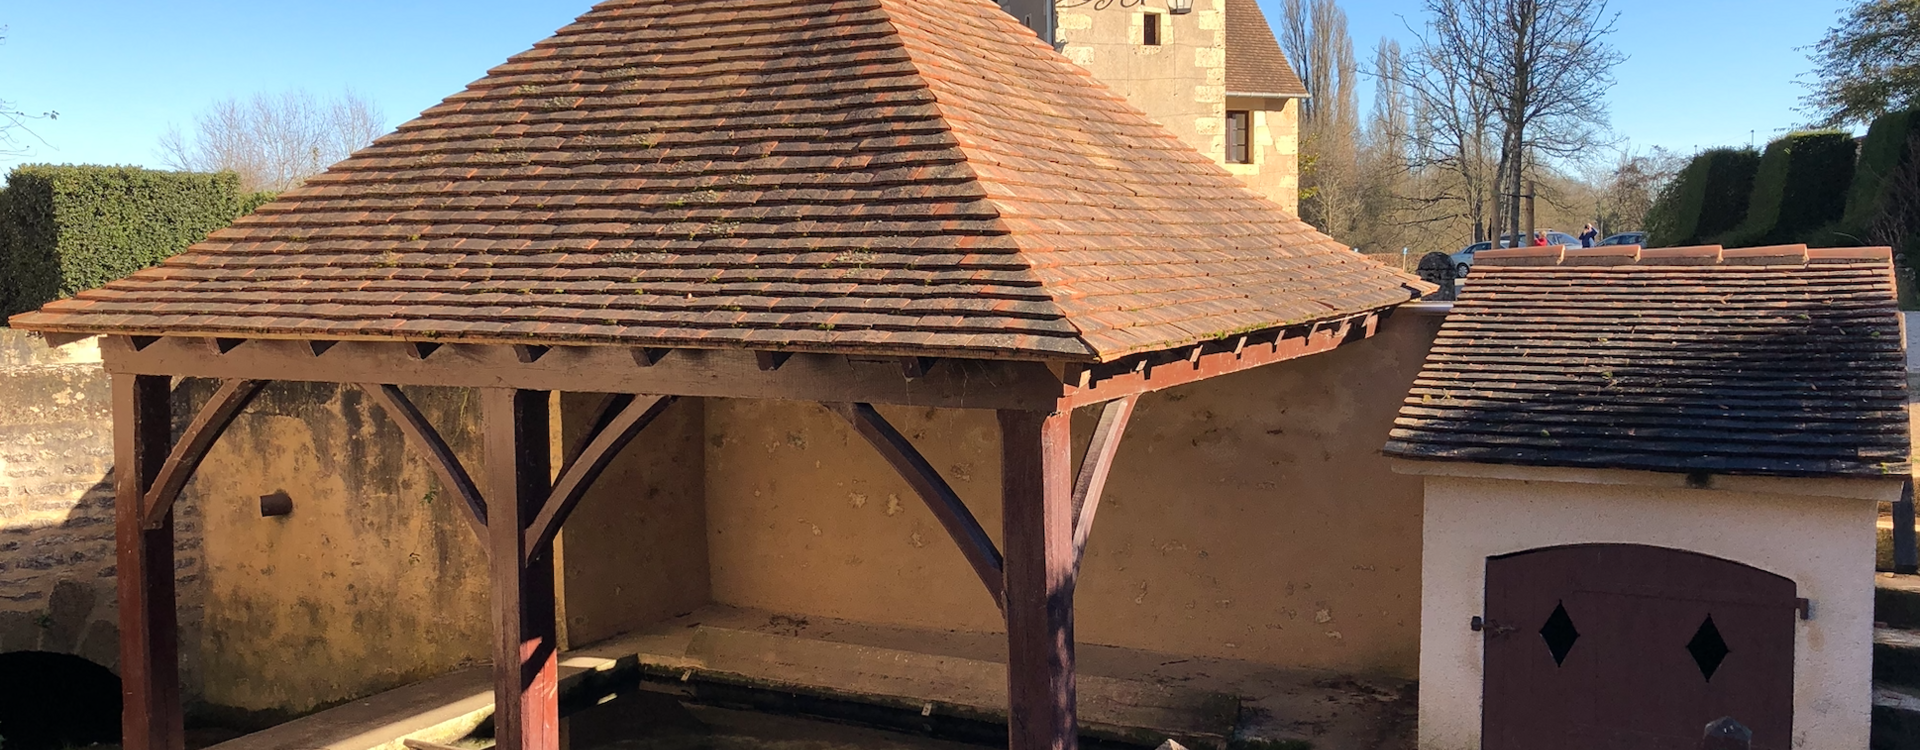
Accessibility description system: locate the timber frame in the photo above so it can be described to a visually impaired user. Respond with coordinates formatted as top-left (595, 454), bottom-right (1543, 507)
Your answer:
top-left (96, 307), bottom-right (1389, 750)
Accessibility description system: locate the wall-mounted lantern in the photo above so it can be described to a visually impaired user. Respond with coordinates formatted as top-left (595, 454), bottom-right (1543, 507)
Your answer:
top-left (1168, 0), bottom-right (1193, 15)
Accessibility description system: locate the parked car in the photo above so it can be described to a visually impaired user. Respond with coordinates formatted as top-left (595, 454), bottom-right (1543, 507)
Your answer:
top-left (1451, 231), bottom-right (1581, 275)
top-left (1599, 231), bottom-right (1646, 247)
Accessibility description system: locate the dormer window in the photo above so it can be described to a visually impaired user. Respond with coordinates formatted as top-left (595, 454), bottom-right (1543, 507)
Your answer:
top-left (1143, 13), bottom-right (1162, 46)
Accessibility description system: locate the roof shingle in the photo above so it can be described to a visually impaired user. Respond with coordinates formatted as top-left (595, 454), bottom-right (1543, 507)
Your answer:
top-left (11, 0), bottom-right (1415, 361)
top-left (1225, 0), bottom-right (1309, 98)
top-left (1383, 244), bottom-right (1910, 479)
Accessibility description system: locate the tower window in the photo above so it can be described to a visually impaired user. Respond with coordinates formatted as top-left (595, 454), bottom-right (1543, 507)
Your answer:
top-left (1143, 13), bottom-right (1162, 46)
top-left (1227, 111), bottom-right (1252, 164)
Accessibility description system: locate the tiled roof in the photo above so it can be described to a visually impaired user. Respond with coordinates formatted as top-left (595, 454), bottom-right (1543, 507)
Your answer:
top-left (1383, 244), bottom-right (1911, 479)
top-left (11, 0), bottom-right (1421, 362)
top-left (1224, 0), bottom-right (1308, 98)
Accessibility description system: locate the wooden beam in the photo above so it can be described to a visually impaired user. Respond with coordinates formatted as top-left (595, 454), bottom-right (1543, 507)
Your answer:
top-left (484, 389), bottom-right (558, 750)
top-left (826, 402), bottom-right (1006, 610)
top-left (100, 337), bottom-right (1065, 411)
top-left (1060, 312), bottom-right (1382, 408)
top-left (114, 374), bottom-right (184, 750)
top-left (357, 383), bottom-right (488, 542)
top-left (1070, 396), bottom-right (1135, 567)
top-left (140, 379), bottom-right (265, 529)
top-left (998, 408), bottom-right (1078, 750)
top-left (523, 394), bottom-right (677, 561)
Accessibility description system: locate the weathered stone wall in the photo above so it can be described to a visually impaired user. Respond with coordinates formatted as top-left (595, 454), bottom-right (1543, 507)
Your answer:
top-left (0, 329), bottom-right (203, 681)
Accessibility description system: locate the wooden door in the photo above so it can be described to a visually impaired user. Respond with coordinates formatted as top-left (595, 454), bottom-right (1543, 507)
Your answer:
top-left (1482, 544), bottom-right (1797, 750)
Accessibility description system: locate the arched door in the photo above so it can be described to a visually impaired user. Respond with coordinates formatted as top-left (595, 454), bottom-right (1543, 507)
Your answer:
top-left (1482, 544), bottom-right (1797, 750)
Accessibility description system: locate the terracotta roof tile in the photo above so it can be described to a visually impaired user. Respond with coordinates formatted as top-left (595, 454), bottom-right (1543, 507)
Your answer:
top-left (1383, 246), bottom-right (1910, 479)
top-left (12, 0), bottom-right (1422, 361)
top-left (1224, 0), bottom-right (1308, 98)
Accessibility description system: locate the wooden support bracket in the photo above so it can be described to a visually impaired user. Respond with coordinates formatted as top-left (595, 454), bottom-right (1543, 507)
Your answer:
top-left (1070, 396), bottom-right (1135, 568)
top-left (140, 379), bottom-right (266, 529)
top-left (357, 383), bottom-right (489, 544)
top-left (826, 402), bottom-right (1006, 611)
top-left (523, 394), bottom-right (677, 562)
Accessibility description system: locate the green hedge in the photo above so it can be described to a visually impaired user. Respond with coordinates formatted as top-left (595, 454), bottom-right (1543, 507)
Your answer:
top-left (0, 165), bottom-right (252, 318)
top-left (1647, 148), bottom-right (1760, 247)
top-left (1721, 131), bottom-right (1858, 248)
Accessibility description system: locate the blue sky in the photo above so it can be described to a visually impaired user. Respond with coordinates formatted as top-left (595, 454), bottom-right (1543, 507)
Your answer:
top-left (0, 0), bottom-right (1852, 174)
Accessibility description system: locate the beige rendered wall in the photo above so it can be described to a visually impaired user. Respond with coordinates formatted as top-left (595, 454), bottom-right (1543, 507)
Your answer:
top-left (704, 312), bottom-right (1441, 677)
top-left (556, 395), bottom-right (711, 647)
top-left (187, 383), bottom-right (493, 717)
top-left (1413, 467), bottom-right (1892, 750)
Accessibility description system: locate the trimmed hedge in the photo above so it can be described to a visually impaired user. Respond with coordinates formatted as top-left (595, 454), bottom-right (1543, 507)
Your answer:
top-left (1646, 148), bottom-right (1760, 247)
top-left (1841, 110), bottom-right (1920, 237)
top-left (1721, 130), bottom-right (1857, 248)
top-left (0, 165), bottom-right (251, 318)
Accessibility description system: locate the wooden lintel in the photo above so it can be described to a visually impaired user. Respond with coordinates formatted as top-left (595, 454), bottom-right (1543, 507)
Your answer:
top-left (1070, 396), bottom-right (1135, 567)
top-left (755, 351), bottom-right (791, 372)
top-left (524, 394), bottom-right (677, 561)
top-left (309, 340), bottom-right (338, 357)
top-left (631, 347), bottom-right (670, 367)
top-left (357, 383), bottom-right (489, 544)
top-left (140, 379), bottom-right (266, 529)
top-left (98, 337), bottom-right (1065, 411)
top-left (514, 345), bottom-right (551, 364)
top-left (1060, 312), bottom-right (1381, 408)
top-left (40, 331), bottom-right (94, 348)
top-left (826, 402), bottom-right (1006, 611)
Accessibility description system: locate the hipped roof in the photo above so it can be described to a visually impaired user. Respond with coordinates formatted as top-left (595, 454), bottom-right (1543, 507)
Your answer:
top-left (1384, 244), bottom-right (1910, 479)
top-left (12, 0), bottom-right (1425, 363)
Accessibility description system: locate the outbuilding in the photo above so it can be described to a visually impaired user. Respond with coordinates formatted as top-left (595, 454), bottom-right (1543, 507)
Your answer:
top-left (1386, 243), bottom-right (1911, 749)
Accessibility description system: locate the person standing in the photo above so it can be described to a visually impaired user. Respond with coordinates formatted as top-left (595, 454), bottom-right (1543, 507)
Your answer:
top-left (1580, 223), bottom-right (1599, 248)
top-left (1532, 231), bottom-right (1549, 247)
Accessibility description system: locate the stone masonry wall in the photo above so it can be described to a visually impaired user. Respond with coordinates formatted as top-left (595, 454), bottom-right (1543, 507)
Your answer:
top-left (0, 329), bottom-right (205, 681)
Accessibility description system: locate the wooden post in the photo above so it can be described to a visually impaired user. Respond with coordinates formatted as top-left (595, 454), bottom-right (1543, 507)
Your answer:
top-left (1894, 478), bottom-right (1917, 575)
top-left (998, 408), bottom-right (1078, 750)
top-left (484, 389), bottom-right (557, 750)
top-left (114, 374), bottom-right (183, 750)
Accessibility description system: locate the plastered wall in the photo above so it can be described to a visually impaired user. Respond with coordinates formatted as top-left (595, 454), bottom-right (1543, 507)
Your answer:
top-left (187, 383), bottom-right (493, 717)
top-left (1414, 469), bottom-right (1890, 750)
top-left (704, 313), bottom-right (1441, 676)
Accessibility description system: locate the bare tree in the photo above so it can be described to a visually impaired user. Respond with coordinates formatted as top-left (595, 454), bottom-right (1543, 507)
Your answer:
top-left (159, 89), bottom-right (387, 192)
top-left (0, 28), bottom-right (58, 159)
top-left (1281, 0), bottom-right (1364, 240)
top-left (1400, 0), bottom-right (1622, 242)
top-left (1803, 0), bottom-right (1920, 127)
top-left (1396, 4), bottom-right (1502, 243)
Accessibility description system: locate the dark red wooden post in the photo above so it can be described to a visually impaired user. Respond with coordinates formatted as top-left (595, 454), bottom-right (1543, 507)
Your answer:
top-left (114, 374), bottom-right (183, 750)
top-left (484, 389), bottom-right (557, 750)
top-left (998, 408), bottom-right (1078, 750)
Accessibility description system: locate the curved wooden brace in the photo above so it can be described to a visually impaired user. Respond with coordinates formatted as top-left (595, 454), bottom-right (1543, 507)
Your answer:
top-left (141, 379), bottom-right (266, 529)
top-left (828, 402), bottom-right (1006, 611)
top-left (523, 394), bottom-right (677, 562)
top-left (357, 383), bottom-right (489, 544)
top-left (1071, 396), bottom-right (1135, 567)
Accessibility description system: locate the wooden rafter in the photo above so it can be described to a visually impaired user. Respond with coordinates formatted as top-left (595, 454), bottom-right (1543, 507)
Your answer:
top-left (140, 378), bottom-right (265, 529)
top-left (827, 402), bottom-right (1006, 611)
top-left (523, 394), bottom-right (677, 562)
top-left (1070, 396), bottom-right (1135, 567)
top-left (1060, 311), bottom-right (1384, 408)
top-left (357, 383), bottom-right (489, 543)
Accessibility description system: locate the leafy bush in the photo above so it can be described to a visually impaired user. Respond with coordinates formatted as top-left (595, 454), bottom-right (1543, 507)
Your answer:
top-left (1721, 131), bottom-right (1858, 247)
top-left (0, 165), bottom-right (252, 318)
top-left (1646, 148), bottom-right (1760, 247)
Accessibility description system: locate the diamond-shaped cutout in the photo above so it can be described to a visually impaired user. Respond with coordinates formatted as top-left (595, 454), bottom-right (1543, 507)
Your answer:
top-left (1540, 602), bottom-right (1580, 666)
top-left (1687, 615), bottom-right (1731, 681)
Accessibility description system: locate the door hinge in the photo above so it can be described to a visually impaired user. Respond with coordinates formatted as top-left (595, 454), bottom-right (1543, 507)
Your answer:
top-left (1470, 616), bottom-right (1518, 636)
top-left (1796, 597), bottom-right (1812, 620)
